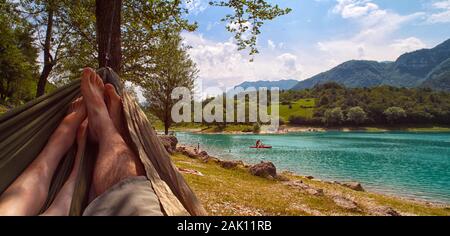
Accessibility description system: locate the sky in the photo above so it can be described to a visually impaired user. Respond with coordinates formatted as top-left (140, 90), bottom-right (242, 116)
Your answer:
top-left (181, 0), bottom-right (450, 89)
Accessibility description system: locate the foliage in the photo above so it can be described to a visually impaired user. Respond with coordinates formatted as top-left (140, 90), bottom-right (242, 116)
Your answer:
top-left (323, 107), bottom-right (344, 126)
top-left (347, 106), bottom-right (367, 125)
top-left (1, 0), bottom-right (291, 99)
top-left (51, 0), bottom-right (291, 82)
top-left (18, 0), bottom-right (85, 96)
top-left (288, 115), bottom-right (320, 126)
top-left (0, 0), bottom-right (39, 104)
top-left (281, 82), bottom-right (450, 126)
top-left (143, 33), bottom-right (197, 134)
top-left (384, 107), bottom-right (407, 124)
top-left (210, 0), bottom-right (291, 59)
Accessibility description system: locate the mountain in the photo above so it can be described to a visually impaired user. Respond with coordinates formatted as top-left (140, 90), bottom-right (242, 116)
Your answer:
top-left (292, 60), bottom-right (391, 90)
top-left (292, 39), bottom-right (450, 91)
top-left (421, 58), bottom-right (450, 91)
top-left (235, 79), bottom-right (299, 90)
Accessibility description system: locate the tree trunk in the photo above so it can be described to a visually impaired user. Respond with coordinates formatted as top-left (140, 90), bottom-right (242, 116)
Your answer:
top-left (36, 65), bottom-right (53, 97)
top-left (36, 6), bottom-right (54, 98)
top-left (96, 0), bottom-right (122, 74)
top-left (164, 123), bottom-right (169, 135)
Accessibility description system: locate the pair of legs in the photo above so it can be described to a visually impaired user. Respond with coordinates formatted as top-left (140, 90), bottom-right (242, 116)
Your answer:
top-left (0, 68), bottom-right (144, 216)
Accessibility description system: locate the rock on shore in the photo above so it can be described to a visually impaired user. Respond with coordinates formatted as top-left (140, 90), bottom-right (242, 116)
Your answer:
top-left (159, 135), bottom-right (178, 154)
top-left (249, 161), bottom-right (277, 179)
top-left (339, 182), bottom-right (365, 192)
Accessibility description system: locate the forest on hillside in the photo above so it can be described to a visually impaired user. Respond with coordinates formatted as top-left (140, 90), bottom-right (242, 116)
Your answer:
top-left (281, 82), bottom-right (450, 127)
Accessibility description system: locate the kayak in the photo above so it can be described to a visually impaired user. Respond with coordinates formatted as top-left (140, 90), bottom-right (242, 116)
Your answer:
top-left (249, 146), bottom-right (272, 149)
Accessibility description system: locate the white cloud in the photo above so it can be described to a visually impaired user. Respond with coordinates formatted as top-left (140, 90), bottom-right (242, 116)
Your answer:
top-left (276, 53), bottom-right (302, 78)
top-left (426, 0), bottom-right (450, 23)
top-left (268, 40), bottom-right (276, 50)
top-left (184, 0), bottom-right (208, 15)
top-left (315, 0), bottom-right (427, 67)
top-left (179, 0), bottom-right (439, 90)
top-left (389, 37), bottom-right (427, 53)
top-left (267, 40), bottom-right (284, 50)
top-left (182, 33), bottom-right (304, 89)
top-left (333, 0), bottom-right (379, 19)
top-left (434, 0), bottom-right (450, 9)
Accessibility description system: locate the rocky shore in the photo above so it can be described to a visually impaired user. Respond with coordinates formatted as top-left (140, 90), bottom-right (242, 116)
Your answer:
top-left (159, 135), bottom-right (450, 216)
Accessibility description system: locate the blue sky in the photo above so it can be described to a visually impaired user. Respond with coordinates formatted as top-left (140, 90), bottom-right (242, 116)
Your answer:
top-left (181, 0), bottom-right (450, 88)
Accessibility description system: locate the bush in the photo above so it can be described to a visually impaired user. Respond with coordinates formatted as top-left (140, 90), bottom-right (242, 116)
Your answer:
top-left (406, 109), bottom-right (434, 124)
top-left (323, 107), bottom-right (344, 126)
top-left (289, 116), bottom-right (321, 125)
top-left (347, 106), bottom-right (367, 125)
top-left (384, 107), bottom-right (407, 124)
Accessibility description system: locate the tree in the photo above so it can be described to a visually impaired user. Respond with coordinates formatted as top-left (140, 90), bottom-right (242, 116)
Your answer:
top-left (210, 0), bottom-right (291, 59)
top-left (347, 106), bottom-right (367, 125)
top-left (19, 0), bottom-right (76, 97)
top-left (323, 107), bottom-right (344, 126)
top-left (54, 0), bottom-right (290, 82)
top-left (14, 0), bottom-right (290, 97)
top-left (96, 0), bottom-right (121, 72)
top-left (0, 0), bottom-right (39, 103)
top-left (384, 107), bottom-right (407, 124)
top-left (143, 33), bottom-right (198, 134)
top-left (318, 95), bottom-right (329, 106)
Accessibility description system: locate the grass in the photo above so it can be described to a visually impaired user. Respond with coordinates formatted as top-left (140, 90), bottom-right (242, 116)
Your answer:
top-left (172, 153), bottom-right (450, 216)
top-left (279, 98), bottom-right (315, 122)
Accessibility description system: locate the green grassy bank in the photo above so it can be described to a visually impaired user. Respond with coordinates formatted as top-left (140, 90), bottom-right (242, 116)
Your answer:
top-left (172, 154), bottom-right (450, 216)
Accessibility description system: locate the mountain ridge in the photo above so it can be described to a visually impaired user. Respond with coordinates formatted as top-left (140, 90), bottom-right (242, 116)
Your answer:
top-left (234, 79), bottom-right (299, 90)
top-left (292, 39), bottom-right (450, 91)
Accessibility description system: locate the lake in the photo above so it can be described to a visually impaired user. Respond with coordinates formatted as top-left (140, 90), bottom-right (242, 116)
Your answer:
top-left (176, 131), bottom-right (450, 203)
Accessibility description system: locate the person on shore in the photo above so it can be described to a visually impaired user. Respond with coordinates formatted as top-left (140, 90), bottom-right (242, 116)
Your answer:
top-left (0, 68), bottom-right (162, 216)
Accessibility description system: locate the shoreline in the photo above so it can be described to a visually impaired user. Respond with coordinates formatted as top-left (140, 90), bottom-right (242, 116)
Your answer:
top-left (166, 124), bottom-right (450, 135)
top-left (176, 142), bottom-right (450, 207)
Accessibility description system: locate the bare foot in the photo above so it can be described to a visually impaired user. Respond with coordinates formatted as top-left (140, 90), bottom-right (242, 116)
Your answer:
top-left (81, 70), bottom-right (145, 198)
top-left (105, 84), bottom-right (125, 136)
top-left (41, 119), bottom-right (88, 216)
top-left (0, 98), bottom-right (86, 216)
top-left (80, 68), bottom-right (114, 141)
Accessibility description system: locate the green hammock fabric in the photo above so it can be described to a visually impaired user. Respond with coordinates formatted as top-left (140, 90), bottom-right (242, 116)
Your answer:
top-left (0, 68), bottom-right (206, 216)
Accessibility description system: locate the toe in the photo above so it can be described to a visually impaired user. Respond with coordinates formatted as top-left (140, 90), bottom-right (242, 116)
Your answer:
top-left (89, 70), bottom-right (97, 84)
top-left (105, 90), bottom-right (112, 108)
top-left (78, 98), bottom-right (86, 113)
top-left (82, 68), bottom-right (94, 81)
top-left (95, 74), bottom-right (105, 89)
top-left (82, 68), bottom-right (90, 77)
top-left (105, 84), bottom-right (121, 101)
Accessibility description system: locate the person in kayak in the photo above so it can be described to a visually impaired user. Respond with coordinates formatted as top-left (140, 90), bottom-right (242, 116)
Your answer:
top-left (255, 140), bottom-right (262, 148)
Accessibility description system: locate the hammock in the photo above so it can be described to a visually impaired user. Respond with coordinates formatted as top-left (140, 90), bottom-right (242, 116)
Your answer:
top-left (0, 67), bottom-right (206, 216)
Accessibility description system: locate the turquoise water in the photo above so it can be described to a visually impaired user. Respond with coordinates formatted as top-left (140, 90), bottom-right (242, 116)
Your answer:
top-left (176, 132), bottom-right (450, 203)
